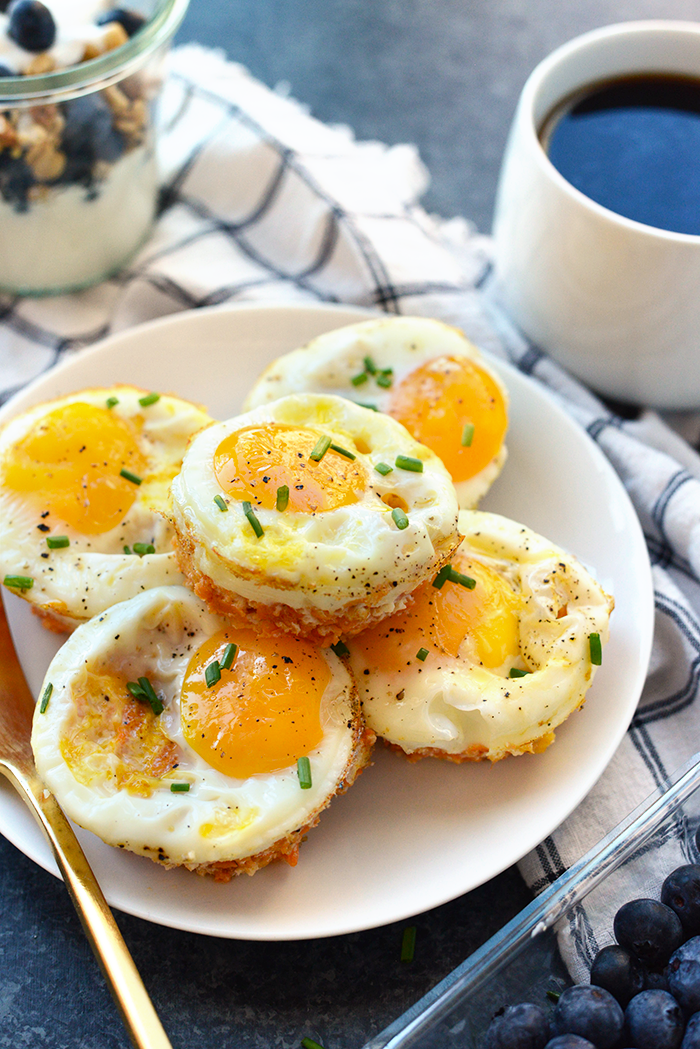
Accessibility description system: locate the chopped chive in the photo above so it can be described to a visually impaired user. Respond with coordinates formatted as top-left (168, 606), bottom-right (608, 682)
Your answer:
top-left (297, 756), bottom-right (312, 789)
top-left (220, 642), bottom-right (238, 670)
top-left (461, 422), bottom-right (475, 447)
top-left (138, 392), bottom-right (160, 407)
top-left (350, 371), bottom-right (368, 387)
top-left (123, 545), bottom-right (132, 555)
top-left (205, 660), bottom-right (221, 688)
top-left (432, 564), bottom-right (451, 589)
top-left (3, 575), bottom-right (33, 590)
top-left (309, 435), bottom-right (332, 462)
top-left (395, 454), bottom-right (423, 473)
top-left (416, 647), bottom-right (429, 662)
top-left (213, 494), bottom-right (228, 512)
top-left (330, 442), bottom-right (356, 460)
top-left (401, 925), bottom-right (417, 962)
top-left (363, 355), bottom-right (377, 374)
top-left (509, 667), bottom-right (531, 678)
top-left (46, 535), bottom-right (70, 549)
top-left (391, 507), bottom-right (409, 530)
top-left (170, 782), bottom-right (190, 793)
top-left (589, 632), bottom-right (602, 666)
top-left (106, 396), bottom-right (119, 409)
top-left (546, 990), bottom-right (561, 1003)
top-left (137, 676), bottom-right (164, 715)
top-left (301, 1040), bottom-right (326, 1049)
top-left (375, 369), bottom-right (393, 389)
top-left (133, 542), bottom-right (155, 556)
top-left (357, 402), bottom-right (379, 412)
top-left (447, 567), bottom-right (477, 590)
top-left (374, 461), bottom-right (393, 476)
top-left (276, 485), bottom-right (289, 512)
top-left (120, 468), bottom-right (142, 486)
top-left (241, 501), bottom-right (264, 538)
top-left (39, 681), bottom-right (53, 713)
top-left (331, 640), bottom-right (350, 658)
top-left (127, 681), bottom-right (145, 698)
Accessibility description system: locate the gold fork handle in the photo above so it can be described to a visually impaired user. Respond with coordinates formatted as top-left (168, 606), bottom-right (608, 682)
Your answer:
top-left (2, 763), bottom-right (174, 1049)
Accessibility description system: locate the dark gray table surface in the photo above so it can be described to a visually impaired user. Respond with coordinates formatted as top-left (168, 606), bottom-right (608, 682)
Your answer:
top-left (3, 2), bottom-right (699, 1047)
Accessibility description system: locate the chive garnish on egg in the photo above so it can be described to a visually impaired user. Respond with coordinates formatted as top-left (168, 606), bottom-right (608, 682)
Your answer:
top-left (138, 392), bottom-right (160, 407)
top-left (416, 648), bottom-right (429, 662)
top-left (297, 756), bottom-right (312, 789)
top-left (276, 485), bottom-right (289, 512)
top-left (39, 682), bottom-right (53, 713)
top-left (213, 494), bottom-right (228, 512)
top-left (589, 632), bottom-right (603, 665)
top-left (400, 925), bottom-right (417, 962)
top-left (309, 435), bottom-right (332, 462)
top-left (105, 396), bottom-right (119, 409)
top-left (375, 369), bottom-right (393, 388)
top-left (461, 422), bottom-right (475, 447)
top-left (363, 355), bottom-right (377, 375)
top-left (127, 677), bottom-right (164, 716)
top-left (3, 575), bottom-right (33, 590)
top-left (330, 443), bottom-right (356, 460)
top-left (46, 535), bottom-right (69, 549)
top-left (374, 462), bottom-right (393, 476)
top-left (220, 642), bottom-right (238, 670)
top-left (205, 660), bottom-right (221, 688)
top-left (133, 542), bottom-right (155, 556)
top-left (432, 565), bottom-right (451, 589)
top-left (509, 667), bottom-right (530, 678)
top-left (331, 640), bottom-right (350, 658)
top-left (447, 566), bottom-right (476, 590)
top-left (242, 501), bottom-right (264, 538)
top-left (395, 454), bottom-right (423, 473)
top-left (123, 545), bottom-right (132, 555)
top-left (351, 371), bottom-right (368, 387)
top-left (392, 507), bottom-right (409, 530)
top-left (357, 402), bottom-right (379, 411)
top-left (170, 783), bottom-right (190, 793)
top-left (120, 468), bottom-right (142, 486)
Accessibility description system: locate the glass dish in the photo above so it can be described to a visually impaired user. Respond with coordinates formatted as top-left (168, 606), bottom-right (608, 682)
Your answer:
top-left (363, 752), bottom-right (700, 1049)
top-left (0, 0), bottom-right (189, 295)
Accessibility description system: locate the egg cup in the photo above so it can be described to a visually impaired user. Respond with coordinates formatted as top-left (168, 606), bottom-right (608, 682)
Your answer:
top-left (31, 585), bottom-right (375, 879)
top-left (169, 393), bottom-right (461, 645)
top-left (0, 384), bottom-right (212, 631)
top-left (244, 316), bottom-right (509, 509)
top-left (347, 510), bottom-right (614, 762)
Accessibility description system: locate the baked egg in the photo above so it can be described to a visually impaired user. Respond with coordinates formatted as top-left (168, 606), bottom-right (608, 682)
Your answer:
top-left (0, 385), bottom-right (212, 631)
top-left (347, 510), bottom-right (614, 762)
top-left (245, 316), bottom-right (508, 508)
top-left (31, 585), bottom-right (373, 879)
top-left (169, 392), bottom-right (460, 645)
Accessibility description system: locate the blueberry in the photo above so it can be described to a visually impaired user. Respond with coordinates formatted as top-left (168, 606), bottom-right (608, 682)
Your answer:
top-left (483, 1002), bottom-right (551, 1049)
top-left (96, 6), bottom-right (145, 36)
top-left (644, 969), bottom-right (671, 993)
top-left (591, 944), bottom-right (645, 1006)
top-left (61, 93), bottom-right (125, 171)
top-left (552, 985), bottom-right (624, 1048)
top-left (0, 149), bottom-right (35, 211)
top-left (662, 866), bottom-right (700, 936)
top-left (6, 0), bottom-right (56, 52)
top-left (614, 898), bottom-right (684, 969)
top-left (682, 1012), bottom-right (700, 1048)
top-left (668, 938), bottom-right (700, 1012)
top-left (624, 989), bottom-right (685, 1049)
top-left (544, 1038), bottom-right (596, 1049)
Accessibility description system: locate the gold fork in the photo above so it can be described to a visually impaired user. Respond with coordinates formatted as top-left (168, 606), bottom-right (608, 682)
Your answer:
top-left (0, 597), bottom-right (174, 1049)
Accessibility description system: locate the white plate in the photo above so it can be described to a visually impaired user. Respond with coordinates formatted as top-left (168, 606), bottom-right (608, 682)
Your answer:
top-left (0, 302), bottom-right (654, 941)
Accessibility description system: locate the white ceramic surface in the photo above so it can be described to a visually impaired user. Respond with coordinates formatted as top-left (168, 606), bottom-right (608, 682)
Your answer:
top-left (492, 21), bottom-right (700, 409)
top-left (0, 302), bottom-right (654, 941)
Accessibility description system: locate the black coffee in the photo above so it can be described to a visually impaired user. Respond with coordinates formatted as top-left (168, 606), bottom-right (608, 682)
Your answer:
top-left (540, 74), bottom-right (700, 235)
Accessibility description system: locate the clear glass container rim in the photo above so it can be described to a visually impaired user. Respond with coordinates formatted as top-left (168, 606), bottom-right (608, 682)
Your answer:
top-left (0, 0), bottom-right (189, 104)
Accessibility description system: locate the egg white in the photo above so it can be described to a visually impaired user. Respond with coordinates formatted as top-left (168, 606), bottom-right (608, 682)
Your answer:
top-left (0, 386), bottom-right (212, 630)
top-left (169, 392), bottom-right (460, 643)
top-left (31, 585), bottom-right (370, 874)
top-left (244, 316), bottom-right (509, 508)
top-left (348, 510), bottom-right (614, 762)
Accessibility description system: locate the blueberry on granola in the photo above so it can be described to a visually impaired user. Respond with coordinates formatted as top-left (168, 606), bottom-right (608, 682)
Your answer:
top-left (61, 93), bottom-right (125, 174)
top-left (96, 7), bottom-right (145, 37)
top-left (6, 0), bottom-right (56, 52)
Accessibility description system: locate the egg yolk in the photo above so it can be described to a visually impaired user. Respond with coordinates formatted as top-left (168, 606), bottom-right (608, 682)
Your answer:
top-left (1, 402), bottom-right (147, 535)
top-left (352, 552), bottom-right (523, 672)
top-left (385, 355), bottom-right (507, 483)
top-left (214, 424), bottom-right (366, 512)
top-left (180, 628), bottom-right (329, 779)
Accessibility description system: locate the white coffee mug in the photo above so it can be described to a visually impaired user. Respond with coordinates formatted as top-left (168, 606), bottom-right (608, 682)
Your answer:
top-left (492, 21), bottom-right (700, 409)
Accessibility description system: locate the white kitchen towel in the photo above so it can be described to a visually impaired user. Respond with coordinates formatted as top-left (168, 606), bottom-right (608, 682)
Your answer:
top-left (2, 45), bottom-right (700, 942)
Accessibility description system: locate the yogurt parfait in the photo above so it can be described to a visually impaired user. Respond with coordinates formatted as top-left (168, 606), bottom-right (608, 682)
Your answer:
top-left (0, 0), bottom-right (188, 294)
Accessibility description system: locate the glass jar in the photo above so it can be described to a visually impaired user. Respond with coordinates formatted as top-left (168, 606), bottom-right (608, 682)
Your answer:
top-left (0, 0), bottom-right (189, 295)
